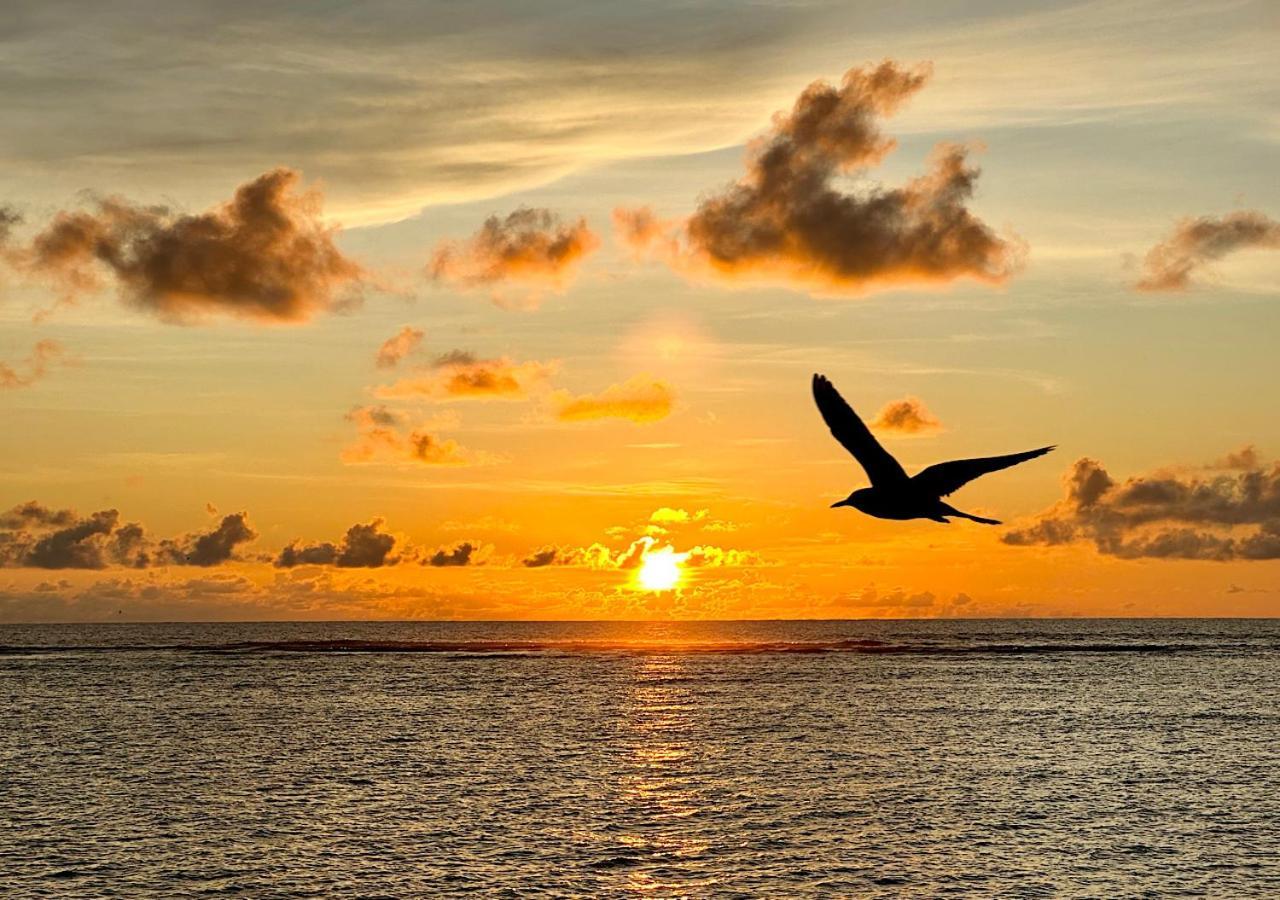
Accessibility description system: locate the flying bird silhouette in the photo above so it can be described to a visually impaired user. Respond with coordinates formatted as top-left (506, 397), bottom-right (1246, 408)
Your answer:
top-left (812, 374), bottom-right (1053, 525)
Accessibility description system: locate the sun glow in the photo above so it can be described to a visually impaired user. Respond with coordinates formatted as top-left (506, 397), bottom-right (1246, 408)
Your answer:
top-left (636, 546), bottom-right (686, 591)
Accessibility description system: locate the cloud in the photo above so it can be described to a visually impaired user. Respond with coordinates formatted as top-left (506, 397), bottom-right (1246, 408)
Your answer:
top-left (552, 374), bottom-right (675, 423)
top-left (0, 503), bottom-right (147, 569)
top-left (375, 326), bottom-right (424, 369)
top-left (521, 536), bottom-right (762, 571)
top-left (430, 207), bottom-right (599, 306)
top-left (650, 507), bottom-right (709, 524)
top-left (275, 518), bottom-right (400, 568)
top-left (521, 547), bottom-right (559, 568)
top-left (424, 542), bottom-right (484, 567)
top-left (871, 396), bottom-right (942, 434)
top-left (1003, 452), bottom-right (1280, 560)
top-left (1135, 211), bottom-right (1280, 291)
top-left (159, 513), bottom-right (258, 567)
top-left (1217, 445), bottom-right (1261, 471)
top-left (1, 339), bottom-right (67, 389)
top-left (0, 206), bottom-right (20, 253)
top-left (614, 61), bottom-right (1019, 296)
top-left (341, 405), bottom-right (473, 467)
top-left (18, 168), bottom-right (363, 322)
top-left (376, 355), bottom-right (557, 400)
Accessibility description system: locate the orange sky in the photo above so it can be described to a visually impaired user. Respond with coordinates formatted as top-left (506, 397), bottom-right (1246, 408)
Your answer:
top-left (1, 2), bottom-right (1278, 621)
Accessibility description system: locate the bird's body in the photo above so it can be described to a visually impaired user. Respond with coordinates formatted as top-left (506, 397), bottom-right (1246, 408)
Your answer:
top-left (812, 374), bottom-right (1053, 525)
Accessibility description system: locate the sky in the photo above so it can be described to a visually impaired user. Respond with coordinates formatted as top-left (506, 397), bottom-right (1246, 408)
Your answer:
top-left (1, 0), bottom-right (1278, 622)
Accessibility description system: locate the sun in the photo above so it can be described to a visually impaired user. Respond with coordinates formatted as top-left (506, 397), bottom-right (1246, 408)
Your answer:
top-left (636, 546), bottom-right (686, 591)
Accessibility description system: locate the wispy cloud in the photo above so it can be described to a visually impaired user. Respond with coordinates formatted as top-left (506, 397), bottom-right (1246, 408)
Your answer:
top-left (1135, 210), bottom-right (1280, 291)
top-left (552, 374), bottom-right (675, 423)
top-left (375, 326), bottom-right (424, 369)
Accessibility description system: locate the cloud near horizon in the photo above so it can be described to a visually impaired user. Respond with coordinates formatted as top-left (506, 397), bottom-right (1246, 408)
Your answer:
top-left (1136, 210), bottom-right (1280, 291)
top-left (614, 61), bottom-right (1020, 296)
top-left (871, 396), bottom-right (942, 434)
top-left (0, 503), bottom-right (257, 569)
top-left (1, 339), bottom-right (67, 390)
top-left (423, 541), bottom-right (489, 567)
top-left (12, 168), bottom-right (363, 323)
top-left (521, 536), bottom-right (761, 570)
top-left (430, 207), bottom-right (599, 307)
top-left (552, 374), bottom-right (675, 423)
top-left (1003, 450), bottom-right (1280, 561)
top-left (275, 518), bottom-right (400, 568)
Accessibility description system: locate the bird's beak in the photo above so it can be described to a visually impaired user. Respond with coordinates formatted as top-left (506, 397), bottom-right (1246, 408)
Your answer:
top-left (830, 499), bottom-right (851, 508)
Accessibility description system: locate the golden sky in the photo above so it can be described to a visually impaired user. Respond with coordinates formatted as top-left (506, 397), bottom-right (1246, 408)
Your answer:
top-left (1, 0), bottom-right (1278, 621)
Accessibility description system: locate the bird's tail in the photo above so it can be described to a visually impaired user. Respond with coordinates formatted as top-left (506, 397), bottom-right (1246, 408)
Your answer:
top-left (941, 505), bottom-right (1001, 526)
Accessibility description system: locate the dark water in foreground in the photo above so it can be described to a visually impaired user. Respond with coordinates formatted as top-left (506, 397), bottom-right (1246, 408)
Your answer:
top-left (2, 619), bottom-right (1278, 897)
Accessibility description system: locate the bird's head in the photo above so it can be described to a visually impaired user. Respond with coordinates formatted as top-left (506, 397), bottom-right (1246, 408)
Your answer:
top-left (831, 488), bottom-right (872, 511)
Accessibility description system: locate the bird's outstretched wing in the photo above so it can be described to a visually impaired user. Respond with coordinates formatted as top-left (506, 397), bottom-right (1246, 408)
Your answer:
top-left (811, 374), bottom-right (908, 486)
top-left (912, 446), bottom-right (1055, 497)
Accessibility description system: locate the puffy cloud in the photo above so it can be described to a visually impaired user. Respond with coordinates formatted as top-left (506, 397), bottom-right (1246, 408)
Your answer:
top-left (0, 502), bottom-right (75, 530)
top-left (376, 354), bottom-right (557, 400)
top-left (521, 536), bottom-right (762, 571)
top-left (375, 326), bottom-right (424, 369)
top-left (871, 396), bottom-right (942, 434)
top-left (1136, 211), bottom-right (1280, 291)
top-left (1003, 452), bottom-right (1280, 560)
top-left (17, 168), bottom-right (363, 322)
top-left (341, 405), bottom-right (472, 467)
top-left (552, 374), bottom-right (674, 423)
top-left (424, 542), bottom-right (484, 567)
top-left (430, 207), bottom-right (599, 306)
top-left (1, 339), bottom-right (67, 390)
top-left (614, 61), bottom-right (1019, 296)
top-left (650, 507), bottom-right (709, 524)
top-left (0, 503), bottom-right (147, 569)
top-left (275, 518), bottom-right (399, 568)
top-left (521, 547), bottom-right (559, 568)
top-left (159, 513), bottom-right (258, 567)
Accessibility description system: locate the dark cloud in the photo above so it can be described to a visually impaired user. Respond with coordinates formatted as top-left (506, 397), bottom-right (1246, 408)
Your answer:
top-left (275, 518), bottom-right (399, 568)
top-left (1003, 453), bottom-right (1280, 560)
top-left (0, 206), bottom-right (20, 245)
top-left (1136, 210), bottom-right (1280, 291)
top-left (521, 547), bottom-right (559, 568)
top-left (871, 396), bottom-right (941, 434)
top-left (0, 504), bottom-right (148, 569)
top-left (18, 168), bottom-right (363, 322)
top-left (430, 207), bottom-right (599, 305)
top-left (424, 542), bottom-right (479, 567)
top-left (0, 501), bottom-right (75, 530)
top-left (160, 513), bottom-right (258, 567)
top-left (1, 339), bottom-right (67, 390)
top-left (375, 326), bottom-right (424, 369)
top-left (615, 61), bottom-right (1019, 295)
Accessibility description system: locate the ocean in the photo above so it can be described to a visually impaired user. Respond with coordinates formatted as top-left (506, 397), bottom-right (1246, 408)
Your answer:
top-left (2, 619), bottom-right (1277, 897)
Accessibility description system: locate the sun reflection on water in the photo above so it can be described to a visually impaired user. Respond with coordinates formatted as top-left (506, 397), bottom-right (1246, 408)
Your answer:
top-left (616, 654), bottom-right (715, 893)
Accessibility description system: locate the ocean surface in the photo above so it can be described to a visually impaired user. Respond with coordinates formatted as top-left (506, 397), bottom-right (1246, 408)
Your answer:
top-left (2, 619), bottom-right (1278, 897)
